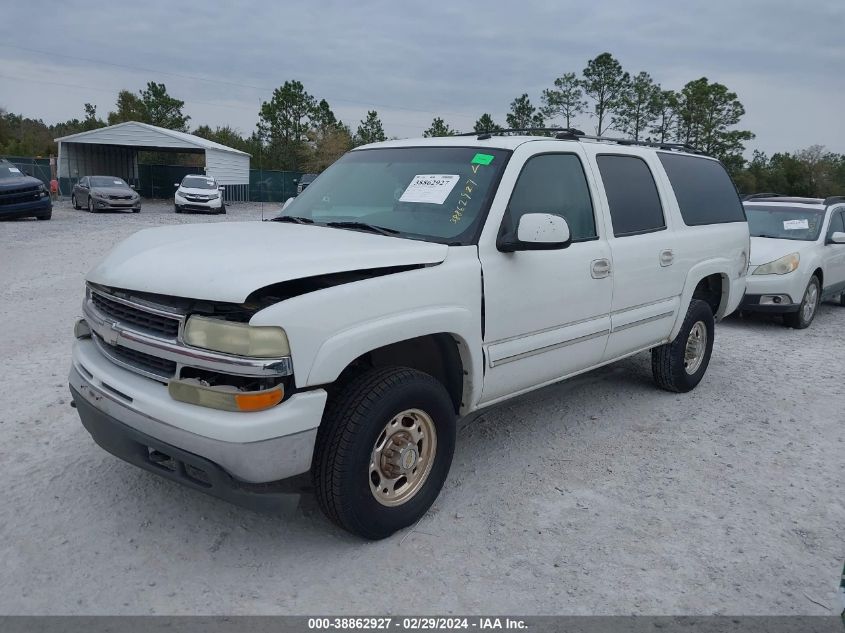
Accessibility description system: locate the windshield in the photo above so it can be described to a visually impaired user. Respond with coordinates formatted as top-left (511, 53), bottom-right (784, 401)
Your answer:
top-left (278, 146), bottom-right (509, 244)
top-left (90, 176), bottom-right (128, 188)
top-left (182, 176), bottom-right (217, 189)
top-left (0, 162), bottom-right (25, 180)
top-left (745, 204), bottom-right (825, 241)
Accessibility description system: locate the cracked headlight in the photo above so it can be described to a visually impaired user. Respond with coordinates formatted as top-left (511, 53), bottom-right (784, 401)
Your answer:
top-left (753, 253), bottom-right (800, 275)
top-left (183, 315), bottom-right (290, 358)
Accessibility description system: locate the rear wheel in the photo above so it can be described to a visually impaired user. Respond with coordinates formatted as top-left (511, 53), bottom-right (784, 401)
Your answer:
top-left (312, 367), bottom-right (456, 540)
top-left (784, 276), bottom-right (819, 329)
top-left (651, 299), bottom-right (715, 393)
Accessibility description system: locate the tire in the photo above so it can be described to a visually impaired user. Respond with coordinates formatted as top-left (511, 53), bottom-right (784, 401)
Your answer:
top-left (174, 205), bottom-right (181, 214)
top-left (839, 293), bottom-right (845, 307)
top-left (71, 194), bottom-right (80, 210)
top-left (36, 212), bottom-right (51, 221)
top-left (87, 197), bottom-right (94, 213)
top-left (783, 276), bottom-right (820, 329)
top-left (312, 367), bottom-right (456, 540)
top-left (651, 299), bottom-right (715, 393)
top-left (218, 204), bottom-right (226, 215)
top-left (132, 208), bottom-right (140, 213)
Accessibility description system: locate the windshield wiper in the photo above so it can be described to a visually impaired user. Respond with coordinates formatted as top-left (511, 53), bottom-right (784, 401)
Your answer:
top-left (325, 221), bottom-right (400, 236)
top-left (270, 215), bottom-right (314, 224)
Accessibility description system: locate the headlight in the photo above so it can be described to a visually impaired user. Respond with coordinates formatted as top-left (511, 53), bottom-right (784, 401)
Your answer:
top-left (38, 184), bottom-right (49, 197)
top-left (208, 193), bottom-right (219, 200)
top-left (753, 253), bottom-right (800, 275)
top-left (183, 315), bottom-right (290, 357)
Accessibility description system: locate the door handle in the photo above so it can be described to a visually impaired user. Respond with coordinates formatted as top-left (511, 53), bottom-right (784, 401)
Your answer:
top-left (591, 258), bottom-right (611, 279)
top-left (659, 249), bottom-right (674, 267)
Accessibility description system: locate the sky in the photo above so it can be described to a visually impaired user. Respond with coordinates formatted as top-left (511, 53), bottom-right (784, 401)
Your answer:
top-left (1, 0), bottom-right (843, 156)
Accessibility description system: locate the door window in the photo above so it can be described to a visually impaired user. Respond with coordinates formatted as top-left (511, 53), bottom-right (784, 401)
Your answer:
top-left (597, 155), bottom-right (665, 237)
top-left (827, 210), bottom-right (845, 238)
top-left (503, 153), bottom-right (596, 242)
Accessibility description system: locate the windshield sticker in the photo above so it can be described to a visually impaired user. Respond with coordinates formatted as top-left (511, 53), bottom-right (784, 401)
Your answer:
top-left (113, 180), bottom-right (122, 185)
top-left (399, 174), bottom-right (460, 205)
top-left (783, 219), bottom-right (809, 230)
top-left (9, 167), bottom-right (21, 174)
top-left (471, 153), bottom-right (494, 166)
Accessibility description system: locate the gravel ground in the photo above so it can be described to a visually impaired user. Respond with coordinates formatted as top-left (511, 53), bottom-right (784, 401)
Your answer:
top-left (1, 200), bottom-right (843, 615)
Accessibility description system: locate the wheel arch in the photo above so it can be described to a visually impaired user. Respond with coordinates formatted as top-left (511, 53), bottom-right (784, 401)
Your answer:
top-left (670, 261), bottom-right (736, 340)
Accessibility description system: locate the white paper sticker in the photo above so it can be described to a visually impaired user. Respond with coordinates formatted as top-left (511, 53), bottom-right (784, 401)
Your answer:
top-left (8, 167), bottom-right (21, 174)
top-left (783, 219), bottom-right (809, 230)
top-left (399, 174), bottom-right (460, 205)
top-left (113, 180), bottom-right (122, 185)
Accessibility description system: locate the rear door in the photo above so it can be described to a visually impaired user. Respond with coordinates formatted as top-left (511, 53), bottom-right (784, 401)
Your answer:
top-left (478, 144), bottom-right (613, 403)
top-left (589, 152), bottom-right (686, 360)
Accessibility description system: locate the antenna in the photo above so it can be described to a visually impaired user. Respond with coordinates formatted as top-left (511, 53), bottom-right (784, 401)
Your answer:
top-left (259, 96), bottom-right (264, 222)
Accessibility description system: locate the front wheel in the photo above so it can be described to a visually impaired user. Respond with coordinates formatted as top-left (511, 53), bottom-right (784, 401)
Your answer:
top-left (784, 276), bottom-right (819, 329)
top-left (71, 194), bottom-right (80, 210)
top-left (87, 197), bottom-right (94, 213)
top-left (651, 299), bottom-right (715, 393)
top-left (312, 367), bottom-right (456, 540)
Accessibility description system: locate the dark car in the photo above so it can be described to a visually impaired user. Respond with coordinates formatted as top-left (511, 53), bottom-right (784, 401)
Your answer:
top-left (72, 176), bottom-right (141, 213)
top-left (0, 159), bottom-right (52, 221)
top-left (296, 173), bottom-right (318, 195)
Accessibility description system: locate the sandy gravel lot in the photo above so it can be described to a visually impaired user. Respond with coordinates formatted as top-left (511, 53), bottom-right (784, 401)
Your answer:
top-left (1, 200), bottom-right (843, 615)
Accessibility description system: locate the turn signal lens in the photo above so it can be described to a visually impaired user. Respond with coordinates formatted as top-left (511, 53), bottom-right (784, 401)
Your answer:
top-left (168, 379), bottom-right (284, 412)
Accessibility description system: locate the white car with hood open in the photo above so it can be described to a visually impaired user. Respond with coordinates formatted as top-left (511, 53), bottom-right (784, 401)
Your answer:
top-left (70, 130), bottom-right (749, 539)
top-left (740, 195), bottom-right (845, 328)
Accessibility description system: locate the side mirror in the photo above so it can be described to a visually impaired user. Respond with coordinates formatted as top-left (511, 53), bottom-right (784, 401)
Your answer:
top-left (218, 186), bottom-right (225, 191)
top-left (281, 197), bottom-right (295, 211)
top-left (830, 231), bottom-right (845, 244)
top-left (498, 213), bottom-right (572, 252)
top-left (174, 183), bottom-right (180, 187)
top-left (129, 184), bottom-right (136, 189)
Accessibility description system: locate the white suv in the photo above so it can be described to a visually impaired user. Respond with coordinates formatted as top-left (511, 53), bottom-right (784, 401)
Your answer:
top-left (741, 195), bottom-right (845, 328)
top-left (174, 174), bottom-right (226, 214)
top-left (70, 131), bottom-right (749, 539)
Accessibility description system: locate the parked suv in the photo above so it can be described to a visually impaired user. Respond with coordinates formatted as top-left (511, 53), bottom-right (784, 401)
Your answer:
top-left (296, 173), bottom-right (318, 195)
top-left (174, 174), bottom-right (225, 214)
top-left (740, 195), bottom-right (845, 327)
top-left (69, 132), bottom-right (748, 538)
top-left (0, 158), bottom-right (52, 220)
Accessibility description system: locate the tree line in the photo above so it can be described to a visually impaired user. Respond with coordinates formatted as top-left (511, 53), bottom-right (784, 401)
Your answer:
top-left (1, 52), bottom-right (843, 196)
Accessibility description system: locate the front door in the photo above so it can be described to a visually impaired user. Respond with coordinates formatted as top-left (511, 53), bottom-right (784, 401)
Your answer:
top-left (478, 149), bottom-right (613, 404)
top-left (823, 208), bottom-right (845, 297)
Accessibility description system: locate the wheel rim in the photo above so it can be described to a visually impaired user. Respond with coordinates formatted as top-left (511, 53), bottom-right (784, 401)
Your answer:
top-left (801, 282), bottom-right (818, 323)
top-left (683, 320), bottom-right (707, 375)
top-left (369, 408), bottom-right (437, 507)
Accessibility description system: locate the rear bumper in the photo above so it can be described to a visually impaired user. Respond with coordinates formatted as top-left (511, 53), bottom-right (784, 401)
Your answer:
top-left (0, 198), bottom-right (51, 218)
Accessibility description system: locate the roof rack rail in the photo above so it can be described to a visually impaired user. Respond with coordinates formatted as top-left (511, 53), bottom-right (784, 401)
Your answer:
top-left (823, 196), bottom-right (845, 206)
top-left (456, 128), bottom-right (705, 154)
top-left (741, 193), bottom-right (788, 201)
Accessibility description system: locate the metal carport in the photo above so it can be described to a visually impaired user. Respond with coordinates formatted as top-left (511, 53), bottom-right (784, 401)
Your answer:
top-left (55, 121), bottom-right (251, 201)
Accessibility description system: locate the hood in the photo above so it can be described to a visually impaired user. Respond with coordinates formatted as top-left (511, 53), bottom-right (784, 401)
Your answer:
top-left (91, 186), bottom-right (136, 196)
top-left (87, 221), bottom-right (448, 303)
top-left (178, 186), bottom-right (219, 195)
top-left (749, 236), bottom-right (814, 265)
top-left (0, 175), bottom-right (42, 189)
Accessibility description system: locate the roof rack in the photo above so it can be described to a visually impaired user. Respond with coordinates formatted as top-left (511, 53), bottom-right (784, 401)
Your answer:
top-left (823, 196), bottom-right (845, 206)
top-left (457, 128), bottom-right (705, 154)
top-left (741, 193), bottom-right (788, 201)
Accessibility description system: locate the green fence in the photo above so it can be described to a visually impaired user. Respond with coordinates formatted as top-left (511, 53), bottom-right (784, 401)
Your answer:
top-left (5, 156), bottom-right (51, 186)
top-left (250, 169), bottom-right (301, 202)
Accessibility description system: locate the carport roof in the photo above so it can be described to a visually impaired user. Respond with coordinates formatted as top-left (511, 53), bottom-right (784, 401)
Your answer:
top-left (54, 121), bottom-right (251, 156)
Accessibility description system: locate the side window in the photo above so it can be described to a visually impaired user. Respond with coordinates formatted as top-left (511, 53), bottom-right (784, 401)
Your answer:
top-left (504, 153), bottom-right (596, 242)
top-left (596, 155), bottom-right (665, 237)
top-left (828, 210), bottom-right (845, 238)
top-left (658, 152), bottom-right (745, 225)
top-left (80, 177), bottom-right (88, 187)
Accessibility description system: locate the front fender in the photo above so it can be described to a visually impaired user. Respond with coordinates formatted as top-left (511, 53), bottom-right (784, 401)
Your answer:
top-left (249, 246), bottom-right (484, 409)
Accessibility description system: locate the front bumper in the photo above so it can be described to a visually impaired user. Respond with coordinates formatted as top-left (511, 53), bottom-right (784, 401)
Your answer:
top-left (70, 339), bottom-right (326, 490)
top-left (92, 197), bottom-right (140, 211)
top-left (175, 196), bottom-right (222, 212)
top-left (741, 272), bottom-right (805, 313)
top-left (0, 197), bottom-right (51, 219)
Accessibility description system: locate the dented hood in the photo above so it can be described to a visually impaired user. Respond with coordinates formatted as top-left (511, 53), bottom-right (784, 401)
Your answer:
top-left (87, 221), bottom-right (448, 303)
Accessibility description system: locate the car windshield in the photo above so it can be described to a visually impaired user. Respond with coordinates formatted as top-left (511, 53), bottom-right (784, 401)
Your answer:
top-left (182, 176), bottom-right (216, 189)
top-left (278, 147), bottom-right (509, 244)
top-left (90, 176), bottom-right (128, 188)
top-left (745, 204), bottom-right (825, 241)
top-left (0, 162), bottom-right (25, 179)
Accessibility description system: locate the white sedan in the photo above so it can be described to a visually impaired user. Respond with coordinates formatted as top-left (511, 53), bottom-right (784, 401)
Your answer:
top-left (741, 195), bottom-right (845, 328)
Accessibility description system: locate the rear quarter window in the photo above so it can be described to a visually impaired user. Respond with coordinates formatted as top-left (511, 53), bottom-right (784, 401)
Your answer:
top-left (658, 153), bottom-right (745, 226)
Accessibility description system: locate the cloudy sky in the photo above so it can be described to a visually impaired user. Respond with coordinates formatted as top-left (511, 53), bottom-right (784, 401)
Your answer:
top-left (1, 0), bottom-right (843, 155)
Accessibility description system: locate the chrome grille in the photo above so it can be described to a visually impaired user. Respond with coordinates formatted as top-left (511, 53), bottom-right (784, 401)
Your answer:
top-left (94, 334), bottom-right (177, 381)
top-left (91, 291), bottom-right (180, 338)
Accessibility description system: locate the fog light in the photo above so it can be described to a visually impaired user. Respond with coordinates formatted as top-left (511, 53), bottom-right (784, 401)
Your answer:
top-left (168, 379), bottom-right (283, 412)
top-left (74, 318), bottom-right (91, 339)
